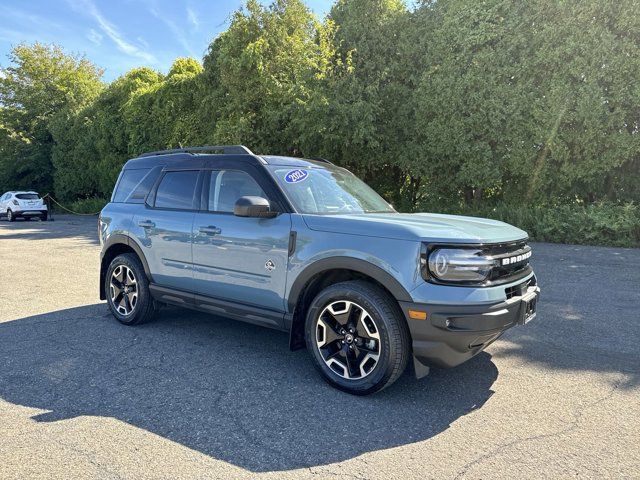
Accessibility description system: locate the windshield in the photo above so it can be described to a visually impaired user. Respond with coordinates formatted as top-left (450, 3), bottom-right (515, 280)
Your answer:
top-left (269, 165), bottom-right (395, 215)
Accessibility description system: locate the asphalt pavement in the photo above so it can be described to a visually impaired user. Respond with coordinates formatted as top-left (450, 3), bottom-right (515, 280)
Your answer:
top-left (0, 215), bottom-right (638, 479)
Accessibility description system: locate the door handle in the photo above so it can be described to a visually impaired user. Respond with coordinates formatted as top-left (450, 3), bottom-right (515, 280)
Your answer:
top-left (138, 220), bottom-right (155, 228)
top-left (199, 226), bottom-right (221, 235)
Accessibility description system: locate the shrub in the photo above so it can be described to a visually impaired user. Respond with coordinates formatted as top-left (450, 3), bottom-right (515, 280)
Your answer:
top-left (430, 202), bottom-right (640, 248)
top-left (66, 197), bottom-right (108, 215)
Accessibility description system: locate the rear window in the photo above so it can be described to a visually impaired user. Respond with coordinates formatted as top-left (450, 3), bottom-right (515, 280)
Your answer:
top-left (16, 193), bottom-right (39, 200)
top-left (154, 171), bottom-right (199, 210)
top-left (112, 168), bottom-right (151, 203)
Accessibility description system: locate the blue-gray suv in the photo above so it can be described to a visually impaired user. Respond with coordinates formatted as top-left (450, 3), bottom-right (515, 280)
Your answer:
top-left (99, 145), bottom-right (540, 395)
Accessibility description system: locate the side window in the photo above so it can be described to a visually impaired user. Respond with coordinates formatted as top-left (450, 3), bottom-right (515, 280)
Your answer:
top-left (154, 171), bottom-right (199, 210)
top-left (113, 168), bottom-right (150, 203)
top-left (208, 170), bottom-right (266, 213)
top-left (125, 166), bottom-right (162, 203)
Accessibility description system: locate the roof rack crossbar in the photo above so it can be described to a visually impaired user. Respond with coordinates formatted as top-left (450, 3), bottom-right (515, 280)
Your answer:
top-left (138, 145), bottom-right (254, 158)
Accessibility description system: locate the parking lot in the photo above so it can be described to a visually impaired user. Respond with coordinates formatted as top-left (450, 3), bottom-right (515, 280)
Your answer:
top-left (0, 215), bottom-right (638, 479)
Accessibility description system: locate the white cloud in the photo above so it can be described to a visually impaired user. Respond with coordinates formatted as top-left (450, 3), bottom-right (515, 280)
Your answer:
top-left (67, 0), bottom-right (157, 63)
top-left (87, 28), bottom-right (103, 46)
top-left (0, 27), bottom-right (25, 43)
top-left (187, 6), bottom-right (199, 28)
top-left (0, 5), bottom-right (62, 30)
top-left (136, 36), bottom-right (149, 49)
top-left (148, 6), bottom-right (196, 57)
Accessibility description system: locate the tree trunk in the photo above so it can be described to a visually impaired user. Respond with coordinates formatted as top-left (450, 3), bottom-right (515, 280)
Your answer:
top-left (464, 187), bottom-right (474, 205)
top-left (474, 187), bottom-right (483, 205)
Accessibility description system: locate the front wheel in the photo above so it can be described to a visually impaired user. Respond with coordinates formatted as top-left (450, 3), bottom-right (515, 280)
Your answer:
top-left (105, 253), bottom-right (157, 325)
top-left (305, 280), bottom-right (411, 395)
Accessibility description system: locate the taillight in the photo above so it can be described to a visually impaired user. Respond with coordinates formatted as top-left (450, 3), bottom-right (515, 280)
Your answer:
top-left (12, 199), bottom-right (18, 205)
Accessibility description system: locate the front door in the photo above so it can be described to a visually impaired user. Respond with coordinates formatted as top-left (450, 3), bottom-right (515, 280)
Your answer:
top-left (192, 169), bottom-right (291, 316)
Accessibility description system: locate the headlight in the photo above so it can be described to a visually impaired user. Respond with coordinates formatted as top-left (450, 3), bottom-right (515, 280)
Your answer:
top-left (422, 247), bottom-right (497, 284)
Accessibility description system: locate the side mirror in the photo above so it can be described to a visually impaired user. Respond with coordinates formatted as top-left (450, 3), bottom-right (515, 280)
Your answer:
top-left (234, 196), bottom-right (277, 218)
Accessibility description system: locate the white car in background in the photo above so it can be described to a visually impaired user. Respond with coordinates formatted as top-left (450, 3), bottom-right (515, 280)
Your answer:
top-left (0, 191), bottom-right (48, 221)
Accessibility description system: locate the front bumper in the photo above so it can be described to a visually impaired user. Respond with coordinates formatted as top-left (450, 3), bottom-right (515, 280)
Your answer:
top-left (400, 281), bottom-right (540, 371)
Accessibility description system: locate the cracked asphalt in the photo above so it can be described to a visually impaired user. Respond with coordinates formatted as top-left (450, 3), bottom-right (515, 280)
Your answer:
top-left (0, 215), bottom-right (639, 479)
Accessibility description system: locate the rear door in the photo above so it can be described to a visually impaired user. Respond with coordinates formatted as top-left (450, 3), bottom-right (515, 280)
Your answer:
top-left (192, 165), bottom-right (291, 320)
top-left (132, 169), bottom-right (202, 292)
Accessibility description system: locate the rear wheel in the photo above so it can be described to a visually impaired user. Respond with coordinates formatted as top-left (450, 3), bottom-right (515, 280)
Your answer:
top-left (105, 253), bottom-right (156, 325)
top-left (305, 280), bottom-right (410, 395)
top-left (40, 212), bottom-right (48, 221)
top-left (7, 209), bottom-right (14, 222)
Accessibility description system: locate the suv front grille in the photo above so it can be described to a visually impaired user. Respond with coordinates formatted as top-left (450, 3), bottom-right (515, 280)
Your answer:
top-left (485, 240), bottom-right (532, 284)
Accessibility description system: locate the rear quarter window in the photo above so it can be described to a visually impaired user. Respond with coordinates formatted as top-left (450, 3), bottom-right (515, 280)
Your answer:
top-left (112, 168), bottom-right (156, 203)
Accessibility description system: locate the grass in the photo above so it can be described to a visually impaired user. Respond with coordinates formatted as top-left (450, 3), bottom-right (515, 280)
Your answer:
top-left (64, 197), bottom-right (108, 215)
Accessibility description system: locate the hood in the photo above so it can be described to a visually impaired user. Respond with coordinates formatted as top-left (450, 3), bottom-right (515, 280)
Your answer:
top-left (302, 212), bottom-right (528, 244)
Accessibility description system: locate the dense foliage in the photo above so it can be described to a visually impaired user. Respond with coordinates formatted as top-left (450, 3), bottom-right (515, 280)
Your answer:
top-left (1, 0), bottom-right (638, 245)
top-left (0, 44), bottom-right (103, 193)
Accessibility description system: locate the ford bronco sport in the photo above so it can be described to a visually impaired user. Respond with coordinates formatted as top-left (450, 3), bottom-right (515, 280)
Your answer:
top-left (99, 145), bottom-right (540, 395)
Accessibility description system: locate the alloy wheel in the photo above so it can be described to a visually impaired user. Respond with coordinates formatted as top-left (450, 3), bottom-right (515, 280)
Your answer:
top-left (315, 300), bottom-right (381, 380)
top-left (110, 265), bottom-right (138, 316)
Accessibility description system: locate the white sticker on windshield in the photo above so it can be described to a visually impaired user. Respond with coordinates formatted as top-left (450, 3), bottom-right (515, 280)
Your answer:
top-left (284, 169), bottom-right (309, 183)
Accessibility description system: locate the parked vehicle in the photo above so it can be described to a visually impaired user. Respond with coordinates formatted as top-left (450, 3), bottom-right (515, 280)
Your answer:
top-left (99, 145), bottom-right (540, 395)
top-left (0, 191), bottom-right (48, 221)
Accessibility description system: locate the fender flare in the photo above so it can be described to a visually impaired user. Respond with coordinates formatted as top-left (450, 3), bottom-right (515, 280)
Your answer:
top-left (99, 234), bottom-right (152, 299)
top-left (287, 256), bottom-right (413, 313)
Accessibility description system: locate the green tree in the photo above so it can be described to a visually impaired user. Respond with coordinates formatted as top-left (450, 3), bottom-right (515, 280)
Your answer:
top-left (414, 0), bottom-right (535, 206)
top-left (125, 58), bottom-right (205, 154)
top-left (200, 0), bottom-right (334, 154)
top-left (51, 67), bottom-right (163, 199)
top-left (413, 0), bottom-right (640, 207)
top-left (298, 0), bottom-right (422, 209)
top-left (521, 0), bottom-right (640, 204)
top-left (0, 43), bottom-right (103, 193)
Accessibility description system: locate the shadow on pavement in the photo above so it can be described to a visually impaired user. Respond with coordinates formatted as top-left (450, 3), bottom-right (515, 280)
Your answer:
top-left (0, 215), bottom-right (98, 244)
top-left (0, 304), bottom-right (497, 472)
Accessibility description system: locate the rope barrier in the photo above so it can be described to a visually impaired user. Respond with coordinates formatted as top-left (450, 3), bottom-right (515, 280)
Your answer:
top-left (42, 194), bottom-right (102, 216)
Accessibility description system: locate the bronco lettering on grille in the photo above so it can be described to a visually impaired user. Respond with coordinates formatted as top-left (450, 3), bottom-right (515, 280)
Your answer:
top-left (501, 250), bottom-right (532, 266)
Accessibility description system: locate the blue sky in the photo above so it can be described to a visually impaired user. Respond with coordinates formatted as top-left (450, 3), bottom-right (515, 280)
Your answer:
top-left (0, 0), bottom-right (333, 82)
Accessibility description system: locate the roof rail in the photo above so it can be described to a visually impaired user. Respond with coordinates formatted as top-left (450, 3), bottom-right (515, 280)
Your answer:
top-left (138, 145), bottom-right (254, 158)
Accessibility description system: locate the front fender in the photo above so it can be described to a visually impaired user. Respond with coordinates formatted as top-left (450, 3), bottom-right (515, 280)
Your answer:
top-left (286, 255), bottom-right (414, 313)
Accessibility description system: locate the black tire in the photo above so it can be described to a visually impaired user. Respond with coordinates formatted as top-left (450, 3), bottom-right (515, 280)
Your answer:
top-left (305, 280), bottom-right (411, 395)
top-left (7, 209), bottom-right (14, 222)
top-left (40, 212), bottom-right (48, 221)
top-left (105, 253), bottom-right (156, 325)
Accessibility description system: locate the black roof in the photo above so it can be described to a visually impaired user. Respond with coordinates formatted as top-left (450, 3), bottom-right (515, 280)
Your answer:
top-left (123, 145), bottom-right (332, 169)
